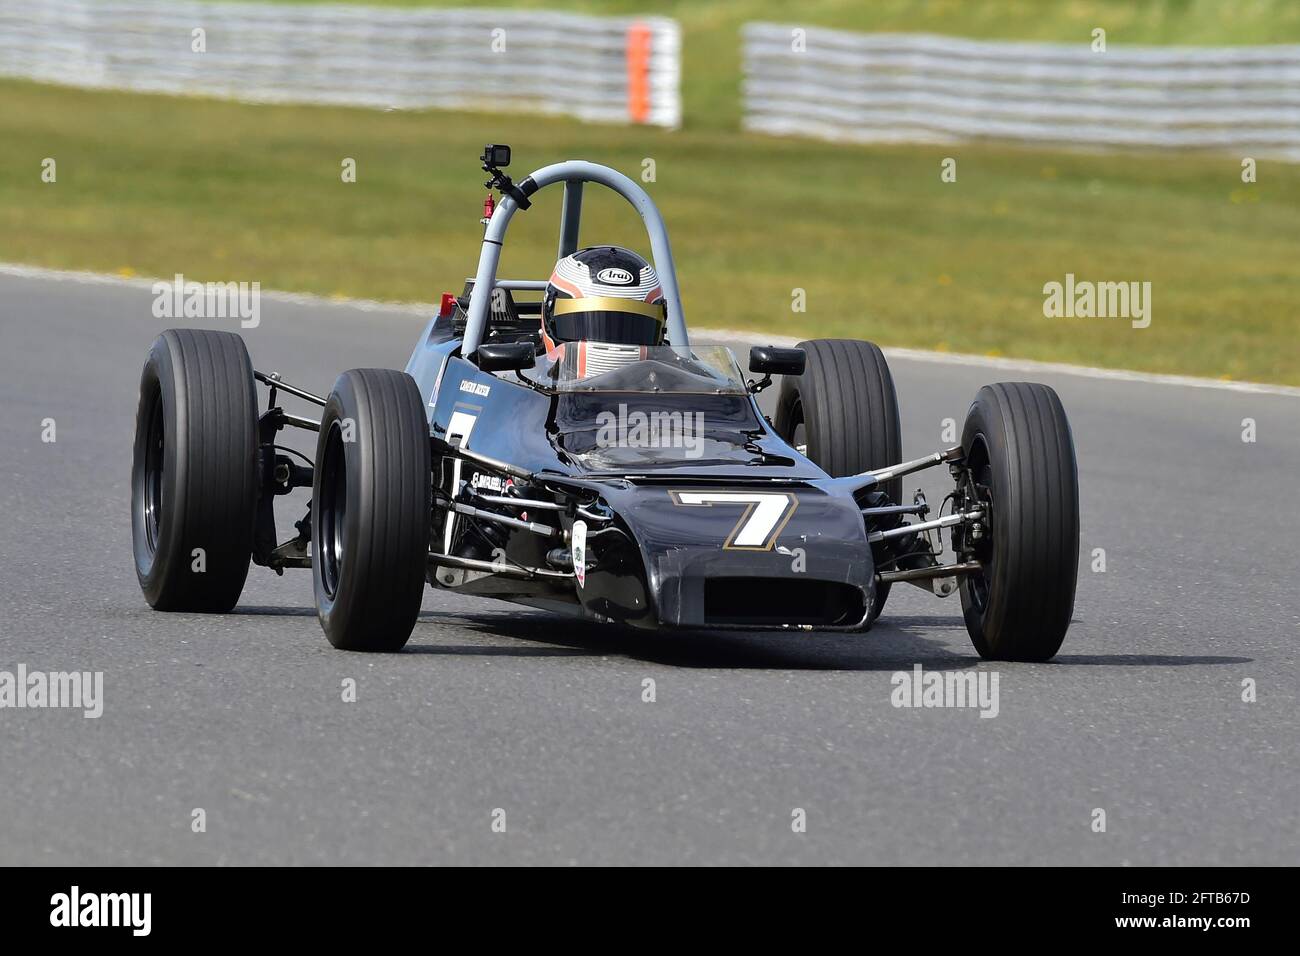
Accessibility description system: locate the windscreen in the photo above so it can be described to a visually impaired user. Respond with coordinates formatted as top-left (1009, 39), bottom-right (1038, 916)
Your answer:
top-left (549, 343), bottom-right (747, 395)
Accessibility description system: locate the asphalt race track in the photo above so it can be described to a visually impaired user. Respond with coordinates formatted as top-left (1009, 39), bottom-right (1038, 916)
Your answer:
top-left (1, 270), bottom-right (1296, 865)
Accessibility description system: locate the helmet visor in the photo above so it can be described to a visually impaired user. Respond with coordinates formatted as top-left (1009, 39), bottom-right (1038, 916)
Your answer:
top-left (550, 296), bottom-right (666, 347)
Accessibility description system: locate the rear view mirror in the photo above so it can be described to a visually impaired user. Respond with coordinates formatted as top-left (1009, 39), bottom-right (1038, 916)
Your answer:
top-left (476, 341), bottom-right (535, 372)
top-left (750, 346), bottom-right (806, 377)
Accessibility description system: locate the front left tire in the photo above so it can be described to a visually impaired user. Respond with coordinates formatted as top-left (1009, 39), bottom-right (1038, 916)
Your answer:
top-left (957, 382), bottom-right (1079, 661)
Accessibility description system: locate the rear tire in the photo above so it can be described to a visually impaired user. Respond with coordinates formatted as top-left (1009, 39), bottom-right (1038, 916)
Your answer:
top-left (958, 382), bottom-right (1079, 661)
top-left (312, 369), bottom-right (431, 652)
top-left (130, 329), bottom-right (259, 612)
top-left (776, 338), bottom-right (902, 623)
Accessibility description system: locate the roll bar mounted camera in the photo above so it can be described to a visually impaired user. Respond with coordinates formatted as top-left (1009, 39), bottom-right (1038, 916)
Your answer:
top-left (480, 144), bottom-right (532, 210)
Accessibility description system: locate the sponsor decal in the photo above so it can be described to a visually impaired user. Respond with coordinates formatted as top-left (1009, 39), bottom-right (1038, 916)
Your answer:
top-left (459, 379), bottom-right (491, 397)
top-left (571, 519), bottom-right (588, 587)
top-left (470, 472), bottom-right (506, 494)
top-left (596, 267), bottom-right (634, 285)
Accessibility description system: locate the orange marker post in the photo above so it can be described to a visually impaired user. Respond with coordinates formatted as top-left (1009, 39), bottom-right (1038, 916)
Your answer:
top-left (626, 21), bottom-right (652, 125)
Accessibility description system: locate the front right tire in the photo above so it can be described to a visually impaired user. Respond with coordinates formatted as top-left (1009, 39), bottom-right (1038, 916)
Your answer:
top-left (312, 368), bottom-right (431, 652)
top-left (131, 328), bottom-right (258, 612)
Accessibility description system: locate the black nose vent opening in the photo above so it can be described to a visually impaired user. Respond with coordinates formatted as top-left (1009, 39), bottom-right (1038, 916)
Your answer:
top-left (703, 577), bottom-right (866, 627)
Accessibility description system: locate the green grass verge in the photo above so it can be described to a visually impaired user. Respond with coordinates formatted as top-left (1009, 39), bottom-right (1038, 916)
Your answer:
top-left (2, 78), bottom-right (1298, 384)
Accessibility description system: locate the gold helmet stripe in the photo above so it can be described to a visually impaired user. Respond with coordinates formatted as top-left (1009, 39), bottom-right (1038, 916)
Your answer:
top-left (551, 296), bottom-right (666, 320)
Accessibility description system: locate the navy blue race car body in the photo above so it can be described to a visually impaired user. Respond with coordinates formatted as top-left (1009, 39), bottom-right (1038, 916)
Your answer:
top-left (131, 148), bottom-right (1081, 660)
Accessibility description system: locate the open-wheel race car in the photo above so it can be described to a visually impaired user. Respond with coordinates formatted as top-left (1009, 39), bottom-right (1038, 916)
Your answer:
top-left (131, 147), bottom-right (1079, 660)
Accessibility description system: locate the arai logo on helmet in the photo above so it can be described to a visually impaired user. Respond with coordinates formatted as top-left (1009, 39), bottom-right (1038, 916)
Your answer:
top-left (596, 267), bottom-right (635, 285)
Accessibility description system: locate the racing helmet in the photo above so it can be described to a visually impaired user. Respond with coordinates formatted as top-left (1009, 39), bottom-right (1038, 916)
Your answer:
top-left (540, 246), bottom-right (666, 351)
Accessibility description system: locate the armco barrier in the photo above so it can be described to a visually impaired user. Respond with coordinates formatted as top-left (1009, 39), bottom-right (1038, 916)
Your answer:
top-left (0, 0), bottom-right (681, 128)
top-left (743, 24), bottom-right (1300, 159)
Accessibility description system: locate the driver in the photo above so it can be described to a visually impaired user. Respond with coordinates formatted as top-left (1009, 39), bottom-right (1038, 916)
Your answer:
top-left (540, 247), bottom-right (667, 365)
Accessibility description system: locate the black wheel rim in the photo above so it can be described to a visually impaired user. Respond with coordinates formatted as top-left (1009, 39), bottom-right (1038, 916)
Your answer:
top-left (962, 434), bottom-right (994, 614)
top-left (788, 399), bottom-right (807, 453)
top-left (138, 386), bottom-right (165, 558)
top-left (318, 422), bottom-right (347, 600)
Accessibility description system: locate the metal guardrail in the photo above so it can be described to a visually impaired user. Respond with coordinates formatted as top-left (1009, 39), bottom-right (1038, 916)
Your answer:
top-left (743, 24), bottom-right (1300, 158)
top-left (0, 0), bottom-right (681, 128)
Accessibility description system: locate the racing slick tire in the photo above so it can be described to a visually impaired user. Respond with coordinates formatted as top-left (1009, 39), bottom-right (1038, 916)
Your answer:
top-left (958, 382), bottom-right (1079, 662)
top-left (312, 368), bottom-right (430, 652)
top-left (776, 338), bottom-right (903, 623)
top-left (131, 328), bottom-right (259, 612)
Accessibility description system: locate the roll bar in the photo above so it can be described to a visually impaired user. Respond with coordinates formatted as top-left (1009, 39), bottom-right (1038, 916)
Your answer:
top-left (461, 160), bottom-right (688, 356)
